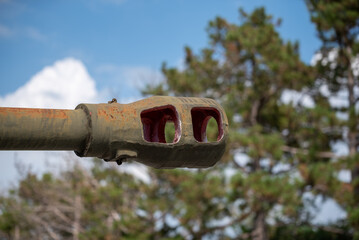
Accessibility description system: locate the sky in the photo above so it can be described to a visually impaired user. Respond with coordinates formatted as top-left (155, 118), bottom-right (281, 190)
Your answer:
top-left (0, 0), bottom-right (321, 104)
top-left (0, 0), bottom-right (348, 223)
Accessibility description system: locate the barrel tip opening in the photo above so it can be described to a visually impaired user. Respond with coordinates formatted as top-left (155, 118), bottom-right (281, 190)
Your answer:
top-left (140, 105), bottom-right (181, 144)
top-left (191, 107), bottom-right (223, 143)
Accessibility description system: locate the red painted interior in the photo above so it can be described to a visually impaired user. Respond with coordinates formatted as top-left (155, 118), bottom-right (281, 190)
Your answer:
top-left (141, 105), bottom-right (180, 143)
top-left (191, 107), bottom-right (223, 142)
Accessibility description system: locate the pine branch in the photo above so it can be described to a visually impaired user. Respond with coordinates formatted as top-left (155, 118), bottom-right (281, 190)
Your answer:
top-left (208, 211), bottom-right (251, 231)
top-left (281, 145), bottom-right (339, 159)
top-left (272, 168), bottom-right (294, 175)
top-left (233, 159), bottom-right (250, 173)
top-left (30, 214), bottom-right (61, 240)
top-left (318, 225), bottom-right (347, 234)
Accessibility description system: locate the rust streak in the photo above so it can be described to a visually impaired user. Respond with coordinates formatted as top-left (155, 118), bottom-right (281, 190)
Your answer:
top-left (0, 107), bottom-right (71, 119)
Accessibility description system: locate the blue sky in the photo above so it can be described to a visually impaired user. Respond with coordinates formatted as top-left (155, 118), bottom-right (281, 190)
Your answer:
top-left (0, 0), bottom-right (349, 223)
top-left (0, 0), bottom-right (320, 101)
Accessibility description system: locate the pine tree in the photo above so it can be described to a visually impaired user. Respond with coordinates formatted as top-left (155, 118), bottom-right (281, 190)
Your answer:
top-left (0, 160), bottom-right (154, 239)
top-left (143, 7), bottom-right (333, 240)
top-left (306, 0), bottom-right (359, 237)
top-left (0, 5), bottom-right (357, 240)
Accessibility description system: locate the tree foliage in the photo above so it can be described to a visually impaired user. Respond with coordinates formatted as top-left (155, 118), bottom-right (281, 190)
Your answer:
top-left (0, 3), bottom-right (358, 240)
top-left (143, 6), bottom-right (356, 240)
top-left (306, 0), bottom-right (359, 238)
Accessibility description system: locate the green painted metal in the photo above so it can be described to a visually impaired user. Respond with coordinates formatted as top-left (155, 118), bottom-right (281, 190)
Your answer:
top-left (0, 96), bottom-right (228, 169)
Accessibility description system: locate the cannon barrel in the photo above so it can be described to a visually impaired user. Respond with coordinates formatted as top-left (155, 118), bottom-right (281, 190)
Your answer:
top-left (0, 108), bottom-right (88, 151)
top-left (0, 96), bottom-right (228, 169)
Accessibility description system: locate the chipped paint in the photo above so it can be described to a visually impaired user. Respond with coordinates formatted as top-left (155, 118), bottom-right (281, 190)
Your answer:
top-left (0, 96), bottom-right (228, 169)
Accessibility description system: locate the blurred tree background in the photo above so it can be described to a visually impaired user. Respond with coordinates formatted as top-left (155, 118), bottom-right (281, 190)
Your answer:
top-left (0, 1), bottom-right (358, 239)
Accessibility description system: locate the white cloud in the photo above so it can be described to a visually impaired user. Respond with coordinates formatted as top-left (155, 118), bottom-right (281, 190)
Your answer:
top-left (319, 84), bottom-right (359, 109)
top-left (311, 49), bottom-right (359, 77)
top-left (338, 169), bottom-right (351, 183)
top-left (0, 58), bottom-right (100, 188)
top-left (234, 152), bottom-right (250, 167)
top-left (311, 49), bottom-right (339, 69)
top-left (0, 58), bottom-right (98, 109)
top-left (281, 89), bottom-right (315, 108)
top-left (95, 64), bottom-right (163, 102)
top-left (121, 66), bottom-right (164, 89)
top-left (0, 58), bottom-right (152, 188)
top-left (352, 54), bottom-right (359, 77)
top-left (303, 192), bottom-right (347, 224)
top-left (309, 50), bottom-right (359, 111)
top-left (96, 64), bottom-right (164, 88)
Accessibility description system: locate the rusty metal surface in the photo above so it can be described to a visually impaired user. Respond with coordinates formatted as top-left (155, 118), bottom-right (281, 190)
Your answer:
top-left (0, 108), bottom-right (88, 151)
top-left (0, 96), bottom-right (228, 169)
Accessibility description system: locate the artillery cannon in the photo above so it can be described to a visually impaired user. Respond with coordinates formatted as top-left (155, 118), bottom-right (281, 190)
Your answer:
top-left (0, 96), bottom-right (228, 169)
